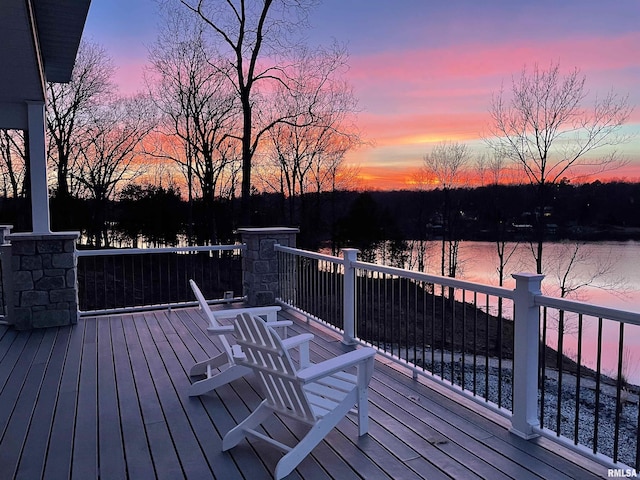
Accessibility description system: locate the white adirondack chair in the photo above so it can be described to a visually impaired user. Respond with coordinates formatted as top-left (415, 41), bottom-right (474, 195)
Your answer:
top-left (188, 279), bottom-right (311, 396)
top-left (223, 312), bottom-right (376, 480)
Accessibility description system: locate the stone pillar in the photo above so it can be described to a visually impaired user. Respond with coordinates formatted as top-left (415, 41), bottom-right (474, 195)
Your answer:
top-left (237, 227), bottom-right (299, 306)
top-left (0, 225), bottom-right (13, 319)
top-left (8, 232), bottom-right (80, 329)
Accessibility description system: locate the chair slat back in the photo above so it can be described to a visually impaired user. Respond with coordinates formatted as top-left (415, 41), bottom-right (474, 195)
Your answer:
top-left (189, 279), bottom-right (234, 360)
top-left (235, 313), bottom-right (316, 423)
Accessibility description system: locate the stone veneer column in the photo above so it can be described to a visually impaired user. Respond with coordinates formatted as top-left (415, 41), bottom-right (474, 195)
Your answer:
top-left (7, 232), bottom-right (80, 329)
top-left (237, 227), bottom-right (299, 306)
top-left (0, 225), bottom-right (13, 319)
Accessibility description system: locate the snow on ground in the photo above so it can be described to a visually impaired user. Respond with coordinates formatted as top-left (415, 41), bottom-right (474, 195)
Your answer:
top-left (390, 346), bottom-right (638, 467)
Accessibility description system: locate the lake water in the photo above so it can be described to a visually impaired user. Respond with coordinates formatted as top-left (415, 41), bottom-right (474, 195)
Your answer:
top-left (456, 240), bottom-right (640, 384)
top-left (453, 240), bottom-right (640, 313)
top-left (374, 239), bottom-right (640, 384)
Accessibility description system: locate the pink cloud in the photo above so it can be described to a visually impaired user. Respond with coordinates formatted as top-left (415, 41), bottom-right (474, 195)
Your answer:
top-left (348, 32), bottom-right (640, 117)
top-left (348, 162), bottom-right (422, 191)
top-left (350, 32), bottom-right (640, 83)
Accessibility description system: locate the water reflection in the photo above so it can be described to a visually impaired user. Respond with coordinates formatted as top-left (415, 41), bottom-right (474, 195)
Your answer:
top-left (333, 239), bottom-right (640, 384)
top-left (345, 240), bottom-right (640, 313)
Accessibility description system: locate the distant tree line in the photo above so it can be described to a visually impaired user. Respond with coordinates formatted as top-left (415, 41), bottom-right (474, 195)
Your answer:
top-left (1, 179), bottom-right (639, 249)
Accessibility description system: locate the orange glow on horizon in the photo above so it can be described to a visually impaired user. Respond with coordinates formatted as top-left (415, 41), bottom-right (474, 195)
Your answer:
top-left (350, 161), bottom-right (640, 191)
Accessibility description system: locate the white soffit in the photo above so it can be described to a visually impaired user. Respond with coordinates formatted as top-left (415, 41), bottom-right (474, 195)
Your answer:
top-left (0, 0), bottom-right (91, 129)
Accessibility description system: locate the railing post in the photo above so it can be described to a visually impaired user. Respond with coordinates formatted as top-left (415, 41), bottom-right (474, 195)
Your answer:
top-left (0, 225), bottom-right (13, 322)
top-left (510, 272), bottom-right (545, 439)
top-left (342, 248), bottom-right (358, 345)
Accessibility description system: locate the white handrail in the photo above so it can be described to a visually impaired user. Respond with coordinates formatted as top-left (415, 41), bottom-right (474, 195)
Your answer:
top-left (274, 244), bottom-right (514, 299)
top-left (535, 293), bottom-right (640, 326)
top-left (274, 244), bottom-right (342, 263)
top-left (352, 259), bottom-right (514, 299)
top-left (76, 244), bottom-right (244, 257)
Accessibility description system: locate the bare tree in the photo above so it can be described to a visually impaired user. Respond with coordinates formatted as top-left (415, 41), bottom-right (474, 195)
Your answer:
top-left (178, 0), bottom-right (319, 224)
top-left (75, 95), bottom-right (155, 246)
top-left (259, 44), bottom-right (361, 225)
top-left (545, 241), bottom-right (628, 341)
top-left (474, 154), bottom-right (488, 187)
top-left (423, 141), bottom-right (469, 278)
top-left (487, 150), bottom-right (507, 185)
top-left (487, 62), bottom-right (632, 274)
top-left (46, 40), bottom-right (115, 200)
top-left (307, 97), bottom-right (362, 195)
top-left (0, 130), bottom-right (27, 198)
top-left (547, 241), bottom-right (627, 300)
top-left (405, 169), bottom-right (433, 273)
top-left (147, 11), bottom-right (241, 242)
top-left (474, 149), bottom-right (518, 288)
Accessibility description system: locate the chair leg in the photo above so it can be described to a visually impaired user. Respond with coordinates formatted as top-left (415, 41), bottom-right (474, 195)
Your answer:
top-left (357, 388), bottom-right (369, 436)
top-left (222, 400), bottom-right (273, 450)
top-left (274, 396), bottom-right (356, 480)
top-left (189, 352), bottom-right (227, 376)
top-left (188, 364), bottom-right (252, 397)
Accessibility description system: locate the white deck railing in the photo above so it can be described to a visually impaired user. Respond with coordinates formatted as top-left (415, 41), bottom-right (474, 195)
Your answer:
top-left (275, 244), bottom-right (640, 470)
top-left (76, 244), bottom-right (244, 315)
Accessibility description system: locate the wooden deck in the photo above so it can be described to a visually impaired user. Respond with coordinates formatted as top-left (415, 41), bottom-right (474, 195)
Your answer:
top-left (0, 306), bottom-right (609, 479)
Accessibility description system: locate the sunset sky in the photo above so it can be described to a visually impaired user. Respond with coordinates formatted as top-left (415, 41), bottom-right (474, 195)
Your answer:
top-left (84, 0), bottom-right (640, 190)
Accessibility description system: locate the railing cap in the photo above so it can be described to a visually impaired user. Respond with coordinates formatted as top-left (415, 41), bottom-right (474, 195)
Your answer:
top-left (511, 272), bottom-right (545, 281)
top-left (342, 248), bottom-right (359, 259)
top-left (7, 231), bottom-right (80, 241)
top-left (235, 227), bottom-right (300, 234)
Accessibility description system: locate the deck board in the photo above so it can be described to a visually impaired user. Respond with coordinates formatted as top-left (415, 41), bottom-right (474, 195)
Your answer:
top-left (0, 329), bottom-right (52, 479)
top-left (73, 317), bottom-right (98, 479)
top-left (97, 317), bottom-right (127, 480)
top-left (110, 316), bottom-right (156, 479)
top-left (15, 328), bottom-right (69, 479)
top-left (43, 322), bottom-right (84, 480)
top-left (0, 307), bottom-right (611, 479)
top-left (373, 354), bottom-right (595, 480)
top-left (122, 315), bottom-right (184, 480)
top-left (371, 375), bottom-right (536, 480)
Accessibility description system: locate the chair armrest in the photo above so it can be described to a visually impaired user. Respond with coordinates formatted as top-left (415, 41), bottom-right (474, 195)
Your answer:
top-left (282, 333), bottom-right (314, 368)
top-left (296, 347), bottom-right (376, 384)
top-left (281, 333), bottom-right (313, 349)
top-left (213, 306), bottom-right (282, 322)
top-left (265, 320), bottom-right (293, 328)
top-left (265, 319), bottom-right (292, 338)
top-left (207, 325), bottom-right (235, 334)
top-left (208, 320), bottom-right (291, 337)
top-left (231, 344), bottom-right (246, 361)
